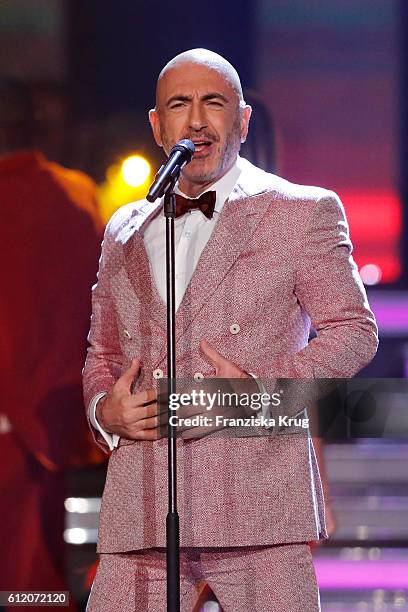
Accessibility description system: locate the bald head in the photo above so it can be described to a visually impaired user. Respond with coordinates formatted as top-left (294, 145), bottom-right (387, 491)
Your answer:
top-left (156, 48), bottom-right (244, 108)
top-left (149, 48), bottom-right (251, 197)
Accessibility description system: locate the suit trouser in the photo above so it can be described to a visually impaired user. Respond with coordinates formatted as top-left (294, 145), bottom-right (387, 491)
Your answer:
top-left (86, 543), bottom-right (320, 612)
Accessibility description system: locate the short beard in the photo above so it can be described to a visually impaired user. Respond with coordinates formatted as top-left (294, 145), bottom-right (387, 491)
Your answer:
top-left (159, 113), bottom-right (242, 185)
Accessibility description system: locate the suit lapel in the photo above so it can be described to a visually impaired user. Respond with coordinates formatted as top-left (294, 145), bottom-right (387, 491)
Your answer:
top-left (175, 170), bottom-right (273, 341)
top-left (122, 199), bottom-right (167, 330)
top-left (123, 159), bottom-right (279, 357)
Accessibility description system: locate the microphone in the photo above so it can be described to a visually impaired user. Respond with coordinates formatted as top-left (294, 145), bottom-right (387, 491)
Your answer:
top-left (146, 139), bottom-right (195, 202)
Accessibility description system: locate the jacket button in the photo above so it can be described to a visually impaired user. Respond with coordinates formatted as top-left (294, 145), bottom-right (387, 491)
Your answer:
top-left (123, 329), bottom-right (132, 339)
top-left (193, 372), bottom-right (204, 382)
top-left (153, 368), bottom-right (164, 379)
top-left (230, 323), bottom-right (240, 334)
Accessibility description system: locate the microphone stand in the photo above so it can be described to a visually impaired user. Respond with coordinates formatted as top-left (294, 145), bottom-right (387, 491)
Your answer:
top-left (163, 177), bottom-right (180, 612)
top-left (147, 140), bottom-right (194, 611)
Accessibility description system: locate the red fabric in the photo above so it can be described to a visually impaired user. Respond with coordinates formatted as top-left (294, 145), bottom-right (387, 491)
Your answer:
top-left (0, 151), bottom-right (103, 603)
top-left (0, 151), bottom-right (103, 467)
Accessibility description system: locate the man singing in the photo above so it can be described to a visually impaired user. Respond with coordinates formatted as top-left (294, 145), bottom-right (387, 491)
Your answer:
top-left (83, 49), bottom-right (378, 611)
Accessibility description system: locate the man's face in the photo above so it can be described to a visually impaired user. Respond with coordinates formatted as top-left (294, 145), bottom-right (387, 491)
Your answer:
top-left (149, 62), bottom-right (251, 193)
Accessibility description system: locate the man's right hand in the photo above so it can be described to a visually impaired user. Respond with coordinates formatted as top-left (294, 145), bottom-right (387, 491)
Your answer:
top-left (96, 359), bottom-right (160, 441)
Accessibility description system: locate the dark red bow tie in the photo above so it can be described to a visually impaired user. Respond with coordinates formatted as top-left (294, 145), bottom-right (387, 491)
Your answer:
top-left (175, 191), bottom-right (216, 220)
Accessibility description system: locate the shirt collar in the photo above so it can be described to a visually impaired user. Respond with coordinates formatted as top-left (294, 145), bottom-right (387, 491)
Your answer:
top-left (174, 156), bottom-right (241, 214)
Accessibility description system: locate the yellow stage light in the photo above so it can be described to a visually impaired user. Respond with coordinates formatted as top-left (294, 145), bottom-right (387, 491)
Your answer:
top-left (121, 155), bottom-right (151, 187)
top-left (97, 155), bottom-right (154, 223)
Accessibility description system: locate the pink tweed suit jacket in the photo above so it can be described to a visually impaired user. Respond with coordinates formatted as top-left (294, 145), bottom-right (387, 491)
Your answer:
top-left (83, 158), bottom-right (378, 553)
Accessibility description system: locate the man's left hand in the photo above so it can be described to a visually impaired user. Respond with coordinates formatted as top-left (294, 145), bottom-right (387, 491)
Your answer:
top-left (171, 339), bottom-right (258, 440)
top-left (199, 339), bottom-right (250, 379)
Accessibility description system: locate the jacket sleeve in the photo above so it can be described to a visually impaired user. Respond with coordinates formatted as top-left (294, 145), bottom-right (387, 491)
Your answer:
top-left (82, 213), bottom-right (124, 452)
top-left (262, 191), bottom-right (379, 425)
top-left (268, 191), bottom-right (378, 379)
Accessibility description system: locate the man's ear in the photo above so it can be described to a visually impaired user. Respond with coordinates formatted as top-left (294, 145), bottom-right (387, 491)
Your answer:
top-left (240, 104), bottom-right (252, 144)
top-left (148, 108), bottom-right (163, 147)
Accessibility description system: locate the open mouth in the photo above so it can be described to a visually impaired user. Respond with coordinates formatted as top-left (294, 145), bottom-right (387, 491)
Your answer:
top-left (191, 140), bottom-right (213, 154)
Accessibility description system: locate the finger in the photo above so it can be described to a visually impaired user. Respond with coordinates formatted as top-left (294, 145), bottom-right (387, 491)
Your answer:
top-left (116, 359), bottom-right (141, 392)
top-left (132, 389), bottom-right (157, 406)
top-left (119, 415), bottom-right (160, 439)
top-left (127, 388), bottom-right (157, 408)
top-left (200, 339), bottom-right (229, 370)
top-left (201, 340), bottom-right (247, 379)
top-left (133, 427), bottom-right (161, 441)
top-left (122, 400), bottom-right (159, 423)
top-left (133, 415), bottom-right (159, 432)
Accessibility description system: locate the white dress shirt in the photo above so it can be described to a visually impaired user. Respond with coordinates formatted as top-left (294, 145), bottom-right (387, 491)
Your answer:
top-left (90, 156), bottom-right (269, 449)
top-left (144, 158), bottom-right (241, 311)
